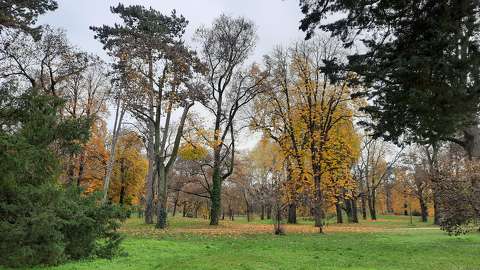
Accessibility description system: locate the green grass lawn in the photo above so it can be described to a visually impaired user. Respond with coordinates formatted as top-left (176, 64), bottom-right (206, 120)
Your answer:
top-left (3, 215), bottom-right (479, 270)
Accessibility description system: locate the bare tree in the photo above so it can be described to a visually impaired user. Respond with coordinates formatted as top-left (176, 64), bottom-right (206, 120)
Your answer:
top-left (195, 14), bottom-right (268, 225)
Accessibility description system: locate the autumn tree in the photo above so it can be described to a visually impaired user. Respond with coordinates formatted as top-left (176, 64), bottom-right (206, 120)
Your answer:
top-left (108, 130), bottom-right (148, 205)
top-left (401, 147), bottom-right (434, 222)
top-left (62, 57), bottom-right (111, 187)
top-left (252, 38), bottom-right (358, 232)
top-left (300, 1), bottom-right (480, 230)
top-left (354, 137), bottom-right (402, 220)
top-left (92, 4), bottom-right (206, 228)
top-left (195, 14), bottom-right (268, 225)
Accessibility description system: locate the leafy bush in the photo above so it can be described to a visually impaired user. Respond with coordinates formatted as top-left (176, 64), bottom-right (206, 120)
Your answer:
top-left (0, 184), bottom-right (127, 268)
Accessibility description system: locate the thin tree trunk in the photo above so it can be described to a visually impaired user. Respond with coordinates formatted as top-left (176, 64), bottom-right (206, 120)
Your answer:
top-left (102, 98), bottom-right (125, 204)
top-left (119, 158), bottom-right (126, 205)
top-left (368, 190), bottom-right (377, 220)
top-left (76, 151), bottom-right (86, 187)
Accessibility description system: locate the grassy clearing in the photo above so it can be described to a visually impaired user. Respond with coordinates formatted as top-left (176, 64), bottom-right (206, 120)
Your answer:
top-left (3, 215), bottom-right (479, 270)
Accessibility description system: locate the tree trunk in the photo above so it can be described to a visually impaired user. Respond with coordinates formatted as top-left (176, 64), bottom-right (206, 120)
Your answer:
top-left (313, 172), bottom-right (324, 232)
top-left (385, 185), bottom-right (394, 214)
top-left (229, 205), bottom-right (234, 221)
top-left (260, 204), bottom-right (265, 220)
top-left (209, 166), bottom-right (222, 225)
top-left (76, 151), bottom-right (86, 187)
top-left (419, 197), bottom-right (428, 222)
top-left (335, 202), bottom-right (343, 224)
top-left (119, 158), bottom-right (126, 205)
top-left (361, 194), bottom-right (367, 220)
top-left (144, 124), bottom-right (155, 224)
top-left (172, 191), bottom-right (179, 217)
top-left (155, 163), bottom-right (167, 229)
top-left (351, 198), bottom-right (359, 223)
top-left (345, 199), bottom-right (354, 223)
top-left (102, 98), bottom-right (124, 204)
top-left (266, 204), bottom-right (272, 219)
top-left (287, 202), bottom-right (297, 224)
top-left (182, 202), bottom-right (187, 217)
top-left (368, 191), bottom-right (377, 220)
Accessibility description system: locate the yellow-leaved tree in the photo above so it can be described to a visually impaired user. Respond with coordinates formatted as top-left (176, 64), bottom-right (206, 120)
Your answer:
top-left (251, 37), bottom-right (361, 231)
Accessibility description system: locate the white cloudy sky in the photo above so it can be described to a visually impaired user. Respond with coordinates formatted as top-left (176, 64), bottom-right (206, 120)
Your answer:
top-left (38, 0), bottom-right (309, 150)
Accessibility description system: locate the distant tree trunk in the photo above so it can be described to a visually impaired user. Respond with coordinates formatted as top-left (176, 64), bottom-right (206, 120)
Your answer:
top-left (433, 193), bottom-right (440, 225)
top-left (76, 151), bottom-right (86, 187)
top-left (246, 206), bottom-right (251, 222)
top-left (266, 204), bottom-right (272, 219)
top-left (287, 202), bottom-right (297, 224)
top-left (194, 203), bottom-right (199, 218)
top-left (385, 185), bottom-right (394, 214)
top-left (229, 205), bottom-right (234, 221)
top-left (260, 204), bottom-right (265, 220)
top-left (419, 197), bottom-right (428, 222)
top-left (222, 208), bottom-right (225, 220)
top-left (182, 202), bottom-right (187, 217)
top-left (335, 202), bottom-right (343, 224)
top-left (361, 193), bottom-right (367, 220)
top-left (368, 190), bottom-right (377, 220)
top-left (345, 199), bottom-right (358, 223)
top-left (172, 190), bottom-right (180, 217)
top-left (119, 158), bottom-right (126, 205)
top-left (351, 199), bottom-right (359, 223)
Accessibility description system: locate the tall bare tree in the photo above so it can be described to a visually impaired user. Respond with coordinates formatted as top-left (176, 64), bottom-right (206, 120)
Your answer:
top-left (195, 15), bottom-right (268, 225)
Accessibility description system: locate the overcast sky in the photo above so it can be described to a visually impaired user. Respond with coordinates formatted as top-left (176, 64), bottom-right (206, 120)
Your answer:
top-left (37, 0), bottom-right (308, 150)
